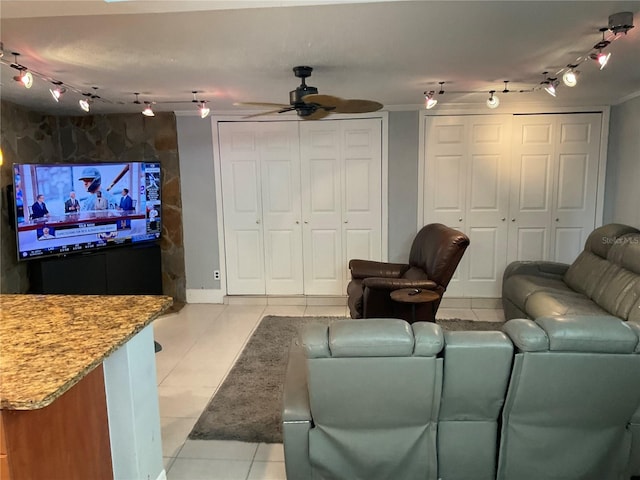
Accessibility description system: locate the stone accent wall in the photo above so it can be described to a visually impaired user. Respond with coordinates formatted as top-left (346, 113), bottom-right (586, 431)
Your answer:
top-left (0, 100), bottom-right (186, 302)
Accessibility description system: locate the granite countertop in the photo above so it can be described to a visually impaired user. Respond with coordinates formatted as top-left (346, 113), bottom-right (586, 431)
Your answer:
top-left (0, 294), bottom-right (172, 410)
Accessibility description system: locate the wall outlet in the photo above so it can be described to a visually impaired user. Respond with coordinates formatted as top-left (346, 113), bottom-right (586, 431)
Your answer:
top-left (213, 270), bottom-right (220, 280)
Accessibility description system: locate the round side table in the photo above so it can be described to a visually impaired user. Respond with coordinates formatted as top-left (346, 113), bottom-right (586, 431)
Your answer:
top-left (390, 288), bottom-right (440, 323)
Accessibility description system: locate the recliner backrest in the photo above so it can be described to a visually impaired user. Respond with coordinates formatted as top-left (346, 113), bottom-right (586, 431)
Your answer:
top-left (301, 318), bottom-right (444, 480)
top-left (498, 315), bottom-right (640, 480)
top-left (407, 223), bottom-right (470, 289)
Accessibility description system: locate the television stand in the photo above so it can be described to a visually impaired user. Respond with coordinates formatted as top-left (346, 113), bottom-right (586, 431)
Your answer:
top-left (28, 243), bottom-right (162, 295)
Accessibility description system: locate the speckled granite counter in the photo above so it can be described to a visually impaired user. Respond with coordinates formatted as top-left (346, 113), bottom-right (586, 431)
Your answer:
top-left (0, 294), bottom-right (172, 410)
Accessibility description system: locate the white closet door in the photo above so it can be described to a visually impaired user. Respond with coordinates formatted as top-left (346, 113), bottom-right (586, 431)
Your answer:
top-left (465, 117), bottom-right (511, 297)
top-left (509, 113), bottom-right (601, 264)
top-left (300, 122), bottom-right (344, 295)
top-left (551, 113), bottom-right (601, 264)
top-left (260, 122), bottom-right (304, 294)
top-left (219, 122), bottom-right (266, 294)
top-left (424, 115), bottom-right (511, 297)
top-left (341, 119), bottom-right (383, 288)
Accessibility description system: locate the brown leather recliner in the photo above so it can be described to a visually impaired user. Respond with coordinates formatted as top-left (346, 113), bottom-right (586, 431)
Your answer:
top-left (347, 223), bottom-right (470, 323)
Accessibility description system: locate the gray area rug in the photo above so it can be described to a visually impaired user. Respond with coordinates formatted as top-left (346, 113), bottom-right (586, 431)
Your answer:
top-left (188, 316), bottom-right (505, 444)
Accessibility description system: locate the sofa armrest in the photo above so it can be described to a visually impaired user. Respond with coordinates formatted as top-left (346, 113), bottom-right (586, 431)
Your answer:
top-left (349, 259), bottom-right (409, 279)
top-left (503, 261), bottom-right (570, 281)
top-left (282, 339), bottom-right (311, 423)
top-left (362, 276), bottom-right (438, 291)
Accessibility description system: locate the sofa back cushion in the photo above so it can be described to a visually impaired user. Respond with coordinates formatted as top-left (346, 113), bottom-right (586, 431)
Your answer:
top-left (564, 226), bottom-right (640, 320)
top-left (302, 319), bottom-right (443, 480)
top-left (498, 316), bottom-right (640, 479)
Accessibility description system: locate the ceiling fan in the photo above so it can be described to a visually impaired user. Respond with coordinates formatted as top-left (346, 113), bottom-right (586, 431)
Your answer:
top-left (236, 66), bottom-right (383, 120)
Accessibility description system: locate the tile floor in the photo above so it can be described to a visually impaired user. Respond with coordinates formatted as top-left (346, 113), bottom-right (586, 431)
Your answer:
top-left (154, 302), bottom-right (505, 480)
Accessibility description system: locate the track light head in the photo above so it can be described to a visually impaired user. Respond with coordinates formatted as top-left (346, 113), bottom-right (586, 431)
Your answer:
top-left (424, 91), bottom-right (438, 109)
top-left (438, 82), bottom-right (445, 95)
top-left (486, 90), bottom-right (499, 109)
top-left (13, 70), bottom-right (33, 89)
top-left (591, 50), bottom-right (611, 69)
top-left (142, 101), bottom-right (155, 117)
top-left (544, 78), bottom-right (559, 97)
top-left (562, 66), bottom-right (580, 87)
top-left (49, 82), bottom-right (66, 102)
top-left (198, 101), bottom-right (210, 119)
top-left (79, 97), bottom-right (92, 112)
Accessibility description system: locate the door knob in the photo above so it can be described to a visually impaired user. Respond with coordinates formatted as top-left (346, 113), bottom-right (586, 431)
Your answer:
top-left (344, 220), bottom-right (348, 224)
top-left (511, 218), bottom-right (516, 222)
top-left (304, 221), bottom-right (309, 224)
top-left (501, 217), bottom-right (506, 221)
top-left (555, 218), bottom-right (559, 222)
top-left (458, 218), bottom-right (463, 222)
top-left (256, 220), bottom-right (260, 224)
top-left (295, 221), bottom-right (300, 224)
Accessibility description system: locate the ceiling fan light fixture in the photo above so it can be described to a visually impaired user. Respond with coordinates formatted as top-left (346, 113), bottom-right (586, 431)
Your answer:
top-left (424, 91), bottom-right (438, 109)
top-left (486, 91), bottom-right (499, 109)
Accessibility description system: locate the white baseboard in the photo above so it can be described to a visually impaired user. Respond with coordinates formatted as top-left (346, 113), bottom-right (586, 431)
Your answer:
top-left (186, 289), bottom-right (225, 304)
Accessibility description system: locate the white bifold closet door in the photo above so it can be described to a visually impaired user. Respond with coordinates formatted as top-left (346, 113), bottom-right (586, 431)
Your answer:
top-left (508, 113), bottom-right (601, 265)
top-left (219, 118), bottom-right (382, 296)
top-left (219, 121), bottom-right (303, 295)
top-left (423, 115), bottom-right (512, 297)
top-left (300, 118), bottom-right (382, 295)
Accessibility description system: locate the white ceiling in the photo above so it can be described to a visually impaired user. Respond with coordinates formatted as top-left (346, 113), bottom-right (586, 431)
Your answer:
top-left (1, 0), bottom-right (639, 117)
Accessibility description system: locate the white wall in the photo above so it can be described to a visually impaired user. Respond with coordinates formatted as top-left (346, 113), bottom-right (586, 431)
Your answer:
top-left (604, 95), bottom-right (640, 228)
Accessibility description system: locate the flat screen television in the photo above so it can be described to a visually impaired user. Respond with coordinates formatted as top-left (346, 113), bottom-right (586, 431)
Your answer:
top-left (12, 161), bottom-right (162, 261)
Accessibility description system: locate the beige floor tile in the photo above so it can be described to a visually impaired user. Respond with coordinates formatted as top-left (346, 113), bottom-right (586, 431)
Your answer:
top-left (158, 386), bottom-right (215, 419)
top-left (179, 440), bottom-right (259, 460)
top-left (304, 305), bottom-right (349, 317)
top-left (161, 417), bottom-right (197, 458)
top-left (262, 305), bottom-right (307, 316)
top-left (167, 458), bottom-right (251, 480)
top-left (255, 443), bottom-right (285, 462)
top-left (436, 308), bottom-right (477, 321)
top-left (164, 456), bottom-right (177, 472)
top-left (247, 461), bottom-right (287, 480)
top-left (473, 308), bottom-right (506, 322)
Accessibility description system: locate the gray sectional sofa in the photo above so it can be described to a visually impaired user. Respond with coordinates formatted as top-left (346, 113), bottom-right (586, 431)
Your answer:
top-left (282, 317), bottom-right (640, 480)
top-left (502, 223), bottom-right (640, 323)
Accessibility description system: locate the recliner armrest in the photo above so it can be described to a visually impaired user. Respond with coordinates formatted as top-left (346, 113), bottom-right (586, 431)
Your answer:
top-left (362, 276), bottom-right (438, 291)
top-left (282, 339), bottom-right (311, 423)
top-left (349, 259), bottom-right (409, 279)
top-left (503, 261), bottom-right (570, 281)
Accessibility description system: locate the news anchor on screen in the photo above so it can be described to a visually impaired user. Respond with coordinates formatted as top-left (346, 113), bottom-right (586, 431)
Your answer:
top-left (119, 188), bottom-right (134, 212)
top-left (31, 194), bottom-right (49, 219)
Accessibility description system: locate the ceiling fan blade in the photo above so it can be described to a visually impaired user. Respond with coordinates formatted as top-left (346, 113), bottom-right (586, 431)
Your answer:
top-left (302, 109), bottom-right (331, 120)
top-left (334, 99), bottom-right (383, 114)
top-left (234, 101), bottom-right (291, 108)
top-left (301, 94), bottom-right (344, 108)
top-left (242, 109), bottom-right (288, 119)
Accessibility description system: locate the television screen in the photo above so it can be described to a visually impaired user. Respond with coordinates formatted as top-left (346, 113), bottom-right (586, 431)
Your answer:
top-left (12, 161), bottom-right (162, 261)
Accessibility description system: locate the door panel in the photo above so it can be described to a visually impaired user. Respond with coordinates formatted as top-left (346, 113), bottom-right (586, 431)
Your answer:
top-left (219, 122), bottom-right (265, 294)
top-left (424, 115), bottom-right (510, 297)
top-left (260, 122), bottom-right (303, 294)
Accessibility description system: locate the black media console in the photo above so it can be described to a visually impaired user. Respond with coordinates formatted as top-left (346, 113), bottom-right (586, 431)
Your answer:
top-left (29, 243), bottom-right (163, 295)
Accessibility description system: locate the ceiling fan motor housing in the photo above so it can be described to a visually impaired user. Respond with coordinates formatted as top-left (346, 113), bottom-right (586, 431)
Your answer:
top-left (290, 85), bottom-right (318, 105)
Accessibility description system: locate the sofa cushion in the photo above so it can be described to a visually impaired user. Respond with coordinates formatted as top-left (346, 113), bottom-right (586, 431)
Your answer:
top-left (536, 315), bottom-right (639, 353)
top-left (502, 274), bottom-right (573, 311)
top-left (526, 290), bottom-right (609, 319)
top-left (563, 251), bottom-right (615, 297)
